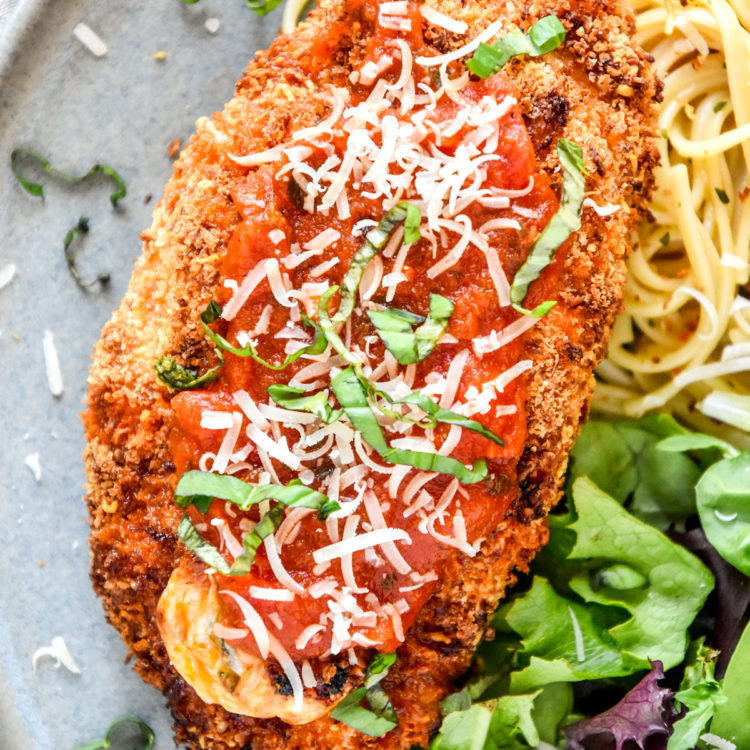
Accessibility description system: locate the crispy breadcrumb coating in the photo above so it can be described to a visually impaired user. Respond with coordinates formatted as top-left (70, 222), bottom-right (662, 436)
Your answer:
top-left (83, 0), bottom-right (660, 747)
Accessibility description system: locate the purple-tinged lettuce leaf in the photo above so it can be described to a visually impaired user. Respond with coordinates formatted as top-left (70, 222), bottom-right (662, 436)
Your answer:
top-left (564, 662), bottom-right (677, 750)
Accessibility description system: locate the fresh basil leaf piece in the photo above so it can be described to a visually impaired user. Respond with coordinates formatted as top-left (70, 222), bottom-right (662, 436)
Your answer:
top-left (319, 286), bottom-right (504, 450)
top-left (175, 470), bottom-right (338, 519)
top-left (710, 622), bottom-right (750, 748)
top-left (63, 216), bottom-right (110, 289)
top-left (467, 15), bottom-right (565, 78)
top-left (394, 390), bottom-right (504, 447)
top-left (334, 201), bottom-right (419, 328)
top-left (367, 293), bottom-right (454, 364)
top-left (365, 652), bottom-right (397, 688)
top-left (178, 516), bottom-right (232, 574)
top-left (510, 300), bottom-right (556, 318)
top-left (403, 201), bottom-right (422, 244)
top-left (228, 504), bottom-right (286, 575)
top-left (154, 350), bottom-right (224, 391)
top-left (245, 0), bottom-right (283, 15)
top-left (11, 148), bottom-right (126, 207)
top-left (75, 716), bottom-right (154, 750)
top-left (695, 451), bottom-right (750, 576)
top-left (331, 366), bottom-right (488, 484)
top-left (527, 14), bottom-right (567, 54)
top-left (267, 384), bottom-right (342, 424)
top-left (509, 139), bottom-right (586, 315)
top-left (201, 302), bottom-right (327, 370)
top-left (330, 687), bottom-right (397, 737)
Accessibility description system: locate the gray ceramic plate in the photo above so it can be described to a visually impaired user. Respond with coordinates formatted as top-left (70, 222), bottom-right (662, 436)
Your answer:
top-left (0, 2), bottom-right (280, 747)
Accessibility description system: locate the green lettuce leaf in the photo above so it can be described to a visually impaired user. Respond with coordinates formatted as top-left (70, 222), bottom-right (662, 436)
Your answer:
top-left (667, 640), bottom-right (726, 750)
top-left (497, 477), bottom-right (712, 692)
top-left (695, 451), bottom-right (750, 576)
top-left (710, 621), bottom-right (750, 747)
top-left (568, 415), bottom-right (704, 530)
top-left (431, 693), bottom-right (540, 750)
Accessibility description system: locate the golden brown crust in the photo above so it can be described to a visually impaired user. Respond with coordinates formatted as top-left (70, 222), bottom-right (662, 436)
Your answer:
top-left (83, 0), bottom-right (660, 747)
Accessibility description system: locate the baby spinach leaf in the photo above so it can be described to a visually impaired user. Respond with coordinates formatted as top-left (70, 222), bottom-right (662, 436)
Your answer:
top-left (695, 452), bottom-right (750, 577)
top-left (710, 621), bottom-right (750, 747)
top-left (568, 416), bottom-right (703, 530)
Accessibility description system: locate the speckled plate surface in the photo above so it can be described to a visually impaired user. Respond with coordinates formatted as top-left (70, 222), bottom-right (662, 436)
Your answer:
top-left (0, 3), bottom-right (279, 747)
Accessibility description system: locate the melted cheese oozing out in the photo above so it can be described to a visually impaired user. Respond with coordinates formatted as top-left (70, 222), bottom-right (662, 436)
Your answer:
top-left (157, 560), bottom-right (333, 722)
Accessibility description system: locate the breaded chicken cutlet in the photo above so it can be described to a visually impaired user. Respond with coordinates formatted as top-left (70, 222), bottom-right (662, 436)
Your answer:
top-left (83, 0), bottom-right (660, 748)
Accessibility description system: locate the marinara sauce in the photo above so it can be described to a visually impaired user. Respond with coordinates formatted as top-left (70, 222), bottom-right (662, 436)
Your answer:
top-left (167, 2), bottom-right (565, 660)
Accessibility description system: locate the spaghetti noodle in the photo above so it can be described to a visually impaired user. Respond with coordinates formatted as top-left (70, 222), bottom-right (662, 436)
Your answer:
top-left (595, 0), bottom-right (750, 445)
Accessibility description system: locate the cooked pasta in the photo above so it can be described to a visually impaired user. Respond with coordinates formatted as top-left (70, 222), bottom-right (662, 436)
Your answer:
top-left (593, 0), bottom-right (750, 445)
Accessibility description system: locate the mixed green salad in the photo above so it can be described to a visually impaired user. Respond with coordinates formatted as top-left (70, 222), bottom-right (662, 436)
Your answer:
top-left (429, 415), bottom-right (750, 750)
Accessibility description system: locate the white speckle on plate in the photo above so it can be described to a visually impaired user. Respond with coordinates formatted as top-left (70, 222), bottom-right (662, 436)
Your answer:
top-left (42, 330), bottom-right (64, 397)
top-left (205, 17), bottom-right (221, 34)
top-left (73, 22), bottom-right (108, 57)
top-left (32, 637), bottom-right (81, 674)
top-left (0, 263), bottom-right (16, 290)
top-left (24, 453), bottom-right (41, 482)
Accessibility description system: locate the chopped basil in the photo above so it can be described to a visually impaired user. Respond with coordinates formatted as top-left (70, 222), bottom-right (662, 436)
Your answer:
top-left (660, 232), bottom-right (671, 247)
top-left (330, 653), bottom-right (399, 737)
top-left (178, 516), bottom-right (233, 574)
top-left (467, 15), bottom-right (566, 79)
top-left (154, 350), bottom-right (224, 391)
top-left (228, 504), bottom-right (286, 575)
top-left (75, 717), bottom-right (154, 750)
top-left (333, 201), bottom-right (419, 328)
top-left (715, 187), bottom-right (730, 204)
top-left (176, 473), bottom-right (340, 575)
top-left (330, 367), bottom-right (489, 483)
top-left (245, 0), bottom-right (283, 14)
top-left (63, 216), bottom-right (110, 290)
top-left (509, 138), bottom-right (586, 315)
top-left (11, 148), bottom-right (126, 207)
top-left (393, 389), bottom-right (504, 447)
top-left (183, 0), bottom-right (281, 12)
top-left (267, 384), bottom-right (342, 424)
top-left (403, 202), bottom-right (423, 244)
top-left (713, 101), bottom-right (727, 113)
top-left (367, 293), bottom-right (454, 364)
top-left (201, 301), bottom-right (327, 370)
top-left (319, 286), bottom-right (504, 447)
top-left (175, 470), bottom-right (339, 519)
